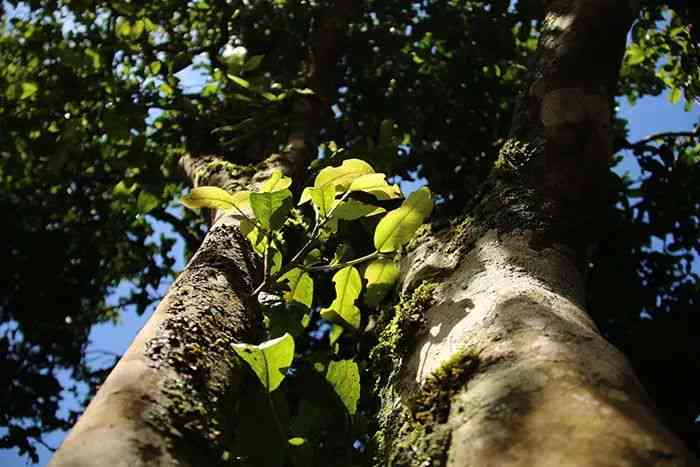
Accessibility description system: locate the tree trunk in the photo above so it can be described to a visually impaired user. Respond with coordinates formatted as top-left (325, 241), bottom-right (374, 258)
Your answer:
top-left (50, 3), bottom-right (356, 464)
top-left (372, 1), bottom-right (699, 465)
top-left (48, 213), bottom-right (261, 467)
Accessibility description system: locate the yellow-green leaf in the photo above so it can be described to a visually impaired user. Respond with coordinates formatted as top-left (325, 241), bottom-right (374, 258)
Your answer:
top-left (308, 184), bottom-right (336, 218)
top-left (233, 333), bottom-right (294, 392)
top-left (260, 169), bottom-right (292, 192)
top-left (626, 45), bottom-right (645, 65)
top-left (364, 258), bottom-right (400, 306)
top-left (115, 17), bottom-right (131, 38)
top-left (278, 268), bottom-right (314, 309)
top-left (333, 200), bottom-right (385, 220)
top-left (250, 189), bottom-right (292, 230)
top-left (181, 186), bottom-right (251, 217)
top-left (288, 437), bottom-right (305, 446)
top-left (325, 360), bottom-right (360, 415)
top-left (314, 159), bottom-right (375, 192)
top-left (320, 266), bottom-right (362, 329)
top-left (240, 218), bottom-right (267, 256)
top-left (20, 82), bottom-right (38, 100)
top-left (348, 173), bottom-right (401, 200)
top-left (228, 74), bottom-right (250, 89)
top-left (374, 187), bottom-right (433, 253)
top-left (130, 19), bottom-right (144, 39)
top-left (669, 87), bottom-right (682, 104)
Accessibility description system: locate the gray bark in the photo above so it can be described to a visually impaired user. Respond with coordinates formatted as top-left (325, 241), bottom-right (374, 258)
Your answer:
top-left (372, 1), bottom-right (700, 465)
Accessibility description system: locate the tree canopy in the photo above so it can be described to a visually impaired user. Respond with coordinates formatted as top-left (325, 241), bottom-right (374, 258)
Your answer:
top-left (1, 0), bottom-right (699, 463)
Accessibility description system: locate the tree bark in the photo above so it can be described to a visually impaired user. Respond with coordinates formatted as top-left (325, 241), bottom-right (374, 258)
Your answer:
top-left (373, 1), bottom-right (699, 465)
top-left (50, 3), bottom-right (356, 464)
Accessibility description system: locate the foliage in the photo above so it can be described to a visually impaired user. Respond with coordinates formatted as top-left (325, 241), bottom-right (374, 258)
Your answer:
top-left (182, 160), bottom-right (432, 464)
top-left (1, 0), bottom-right (699, 462)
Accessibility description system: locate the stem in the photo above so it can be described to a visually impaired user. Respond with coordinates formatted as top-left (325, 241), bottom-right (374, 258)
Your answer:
top-left (306, 251), bottom-right (380, 273)
top-left (251, 234), bottom-right (272, 297)
top-left (268, 392), bottom-right (287, 445)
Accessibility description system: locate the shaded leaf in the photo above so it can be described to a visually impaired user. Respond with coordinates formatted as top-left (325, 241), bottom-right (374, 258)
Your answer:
top-left (320, 266), bottom-right (362, 329)
top-left (325, 360), bottom-right (360, 415)
top-left (233, 333), bottom-right (295, 392)
top-left (278, 268), bottom-right (313, 309)
top-left (250, 189), bottom-right (292, 230)
top-left (364, 258), bottom-right (400, 306)
top-left (348, 173), bottom-right (401, 200)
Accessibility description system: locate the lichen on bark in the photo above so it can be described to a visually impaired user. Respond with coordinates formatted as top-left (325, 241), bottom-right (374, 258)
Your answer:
top-left (373, 348), bottom-right (481, 466)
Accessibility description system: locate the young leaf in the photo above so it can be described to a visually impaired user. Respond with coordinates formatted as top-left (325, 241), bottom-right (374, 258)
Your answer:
top-left (348, 173), bottom-right (401, 200)
top-left (288, 437), bottom-right (305, 446)
top-left (314, 159), bottom-right (375, 192)
top-left (364, 258), bottom-right (400, 307)
top-left (308, 184), bottom-right (336, 218)
top-left (250, 189), bottom-right (292, 231)
top-left (325, 360), bottom-right (360, 415)
top-left (278, 268), bottom-right (314, 309)
top-left (227, 74), bottom-right (251, 89)
top-left (181, 186), bottom-right (251, 217)
top-left (240, 218), bottom-right (267, 255)
top-left (260, 169), bottom-right (292, 193)
top-left (333, 200), bottom-right (385, 221)
top-left (374, 187), bottom-right (433, 253)
top-left (233, 333), bottom-right (295, 392)
top-left (320, 266), bottom-right (362, 330)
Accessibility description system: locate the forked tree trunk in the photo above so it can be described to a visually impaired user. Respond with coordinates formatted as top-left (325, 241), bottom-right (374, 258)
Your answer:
top-left (373, 1), bottom-right (699, 465)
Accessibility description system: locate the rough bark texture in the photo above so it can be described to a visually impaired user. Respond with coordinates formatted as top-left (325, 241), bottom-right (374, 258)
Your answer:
top-left (50, 216), bottom-right (261, 467)
top-left (373, 1), bottom-right (700, 465)
top-left (51, 3), bottom-right (356, 465)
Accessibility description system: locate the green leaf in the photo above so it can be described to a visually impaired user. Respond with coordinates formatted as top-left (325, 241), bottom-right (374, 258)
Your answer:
top-left (233, 333), bottom-right (295, 392)
top-left (278, 268), bottom-right (314, 309)
top-left (320, 266), bottom-right (362, 329)
top-left (348, 173), bottom-right (402, 200)
top-left (227, 74), bottom-right (251, 89)
top-left (374, 187), bottom-right (433, 253)
top-left (130, 19), bottom-right (145, 39)
top-left (364, 258), bottom-right (400, 306)
top-left (270, 248), bottom-right (283, 275)
top-left (240, 218), bottom-right (267, 255)
top-left (113, 180), bottom-right (138, 196)
top-left (136, 190), bottom-right (159, 214)
top-left (20, 82), bottom-right (38, 100)
top-left (115, 17), bottom-right (131, 38)
top-left (160, 82), bottom-right (174, 96)
top-left (308, 184), bottom-right (336, 218)
top-left (260, 169), bottom-right (292, 192)
top-left (669, 87), bottom-right (681, 104)
top-left (626, 45), bottom-right (645, 65)
top-left (181, 186), bottom-right (251, 216)
top-left (149, 61), bottom-right (162, 74)
top-left (244, 54), bottom-right (265, 71)
top-left (250, 189), bottom-right (292, 230)
top-left (325, 360), bottom-right (360, 415)
top-left (314, 159), bottom-right (375, 192)
top-left (329, 325), bottom-right (343, 346)
top-left (333, 200), bottom-right (385, 220)
top-left (288, 437), bottom-right (305, 446)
